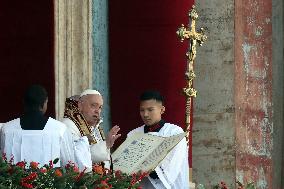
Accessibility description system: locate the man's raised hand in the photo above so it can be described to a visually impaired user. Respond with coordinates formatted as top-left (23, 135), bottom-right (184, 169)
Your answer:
top-left (106, 125), bottom-right (121, 148)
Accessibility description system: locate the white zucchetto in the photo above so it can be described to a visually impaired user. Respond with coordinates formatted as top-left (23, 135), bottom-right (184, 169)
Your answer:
top-left (80, 89), bottom-right (101, 97)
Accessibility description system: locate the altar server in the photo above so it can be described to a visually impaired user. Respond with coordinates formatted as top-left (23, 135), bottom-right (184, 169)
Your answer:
top-left (128, 90), bottom-right (190, 189)
top-left (0, 85), bottom-right (76, 168)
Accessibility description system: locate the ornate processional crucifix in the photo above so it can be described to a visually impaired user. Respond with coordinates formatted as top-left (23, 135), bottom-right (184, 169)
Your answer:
top-left (176, 5), bottom-right (207, 146)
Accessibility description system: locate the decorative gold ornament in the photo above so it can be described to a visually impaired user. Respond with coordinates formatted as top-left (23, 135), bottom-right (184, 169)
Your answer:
top-left (176, 5), bottom-right (207, 142)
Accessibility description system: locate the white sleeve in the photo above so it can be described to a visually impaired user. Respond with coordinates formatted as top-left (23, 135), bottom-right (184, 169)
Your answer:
top-left (149, 126), bottom-right (188, 188)
top-left (60, 119), bottom-right (92, 172)
top-left (154, 138), bottom-right (188, 188)
top-left (90, 141), bottom-right (110, 163)
top-left (73, 136), bottom-right (92, 172)
top-left (60, 129), bottom-right (76, 166)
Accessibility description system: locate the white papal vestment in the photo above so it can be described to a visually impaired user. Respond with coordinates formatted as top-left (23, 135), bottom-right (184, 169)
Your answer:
top-left (128, 123), bottom-right (190, 189)
top-left (0, 118), bottom-right (76, 168)
top-left (61, 118), bottom-right (110, 169)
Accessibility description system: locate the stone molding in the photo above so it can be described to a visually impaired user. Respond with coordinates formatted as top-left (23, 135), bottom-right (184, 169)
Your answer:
top-left (54, 0), bottom-right (93, 119)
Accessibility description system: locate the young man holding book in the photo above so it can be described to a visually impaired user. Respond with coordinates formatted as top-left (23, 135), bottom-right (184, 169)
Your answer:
top-left (128, 91), bottom-right (190, 189)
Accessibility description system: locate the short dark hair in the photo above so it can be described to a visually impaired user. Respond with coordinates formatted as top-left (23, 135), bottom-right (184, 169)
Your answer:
top-left (140, 90), bottom-right (164, 105)
top-left (23, 85), bottom-right (48, 112)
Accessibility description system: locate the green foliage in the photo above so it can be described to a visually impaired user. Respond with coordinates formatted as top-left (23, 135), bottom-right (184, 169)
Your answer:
top-left (0, 155), bottom-right (146, 189)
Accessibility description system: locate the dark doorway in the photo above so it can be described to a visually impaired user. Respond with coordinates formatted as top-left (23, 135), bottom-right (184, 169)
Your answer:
top-left (0, 1), bottom-right (55, 122)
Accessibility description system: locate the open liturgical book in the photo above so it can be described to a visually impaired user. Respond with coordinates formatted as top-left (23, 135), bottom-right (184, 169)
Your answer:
top-left (112, 132), bottom-right (186, 174)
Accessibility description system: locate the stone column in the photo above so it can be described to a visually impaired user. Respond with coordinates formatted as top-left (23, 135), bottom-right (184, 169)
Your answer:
top-left (54, 0), bottom-right (93, 119)
top-left (194, 0), bottom-right (283, 188)
top-left (235, 0), bottom-right (275, 188)
top-left (193, 0), bottom-right (235, 187)
top-left (272, 0), bottom-right (284, 187)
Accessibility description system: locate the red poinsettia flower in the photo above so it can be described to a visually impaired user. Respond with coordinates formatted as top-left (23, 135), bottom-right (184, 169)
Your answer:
top-left (130, 172), bottom-right (138, 186)
top-left (100, 180), bottom-right (112, 189)
top-left (30, 161), bottom-right (39, 169)
top-left (54, 169), bottom-right (63, 177)
top-left (101, 180), bottom-right (108, 185)
top-left (73, 166), bottom-right (79, 173)
top-left (114, 170), bottom-right (122, 178)
top-left (0, 157), bottom-right (145, 189)
top-left (16, 161), bottom-right (26, 169)
top-left (40, 168), bottom-right (47, 173)
top-left (21, 182), bottom-right (34, 189)
top-left (23, 172), bottom-right (37, 181)
top-left (75, 167), bottom-right (87, 181)
top-left (65, 161), bottom-right (75, 169)
top-left (93, 164), bottom-right (104, 175)
top-left (137, 172), bottom-right (148, 182)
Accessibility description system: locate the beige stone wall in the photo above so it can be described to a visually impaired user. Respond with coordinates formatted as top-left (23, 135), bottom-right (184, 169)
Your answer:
top-left (272, 0), bottom-right (284, 186)
top-left (54, 0), bottom-right (93, 119)
top-left (193, 0), bottom-right (235, 187)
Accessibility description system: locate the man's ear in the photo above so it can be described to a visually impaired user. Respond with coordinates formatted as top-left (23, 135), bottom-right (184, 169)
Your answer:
top-left (39, 105), bottom-right (43, 112)
top-left (161, 106), bottom-right (165, 114)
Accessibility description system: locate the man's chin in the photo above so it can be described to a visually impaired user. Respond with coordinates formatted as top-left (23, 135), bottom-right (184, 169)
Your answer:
top-left (144, 121), bottom-right (153, 126)
top-left (87, 119), bottom-right (99, 126)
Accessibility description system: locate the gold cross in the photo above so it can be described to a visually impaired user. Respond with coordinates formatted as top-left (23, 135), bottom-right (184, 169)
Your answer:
top-left (176, 5), bottom-right (207, 139)
top-left (177, 5), bottom-right (207, 62)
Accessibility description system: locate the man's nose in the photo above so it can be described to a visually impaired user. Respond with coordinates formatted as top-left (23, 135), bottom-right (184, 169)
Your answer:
top-left (142, 111), bottom-right (149, 117)
top-left (94, 107), bottom-right (100, 113)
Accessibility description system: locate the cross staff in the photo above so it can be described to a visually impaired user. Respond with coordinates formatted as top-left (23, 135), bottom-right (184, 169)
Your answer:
top-left (176, 5), bottom-right (207, 143)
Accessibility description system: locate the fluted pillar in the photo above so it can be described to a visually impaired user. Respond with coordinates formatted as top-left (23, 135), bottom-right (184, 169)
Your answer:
top-left (54, 0), bottom-right (93, 119)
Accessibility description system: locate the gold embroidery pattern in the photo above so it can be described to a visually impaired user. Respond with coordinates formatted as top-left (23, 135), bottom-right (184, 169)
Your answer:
top-left (98, 125), bottom-right (106, 141)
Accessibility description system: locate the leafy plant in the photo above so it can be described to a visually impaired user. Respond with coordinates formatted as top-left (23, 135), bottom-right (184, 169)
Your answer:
top-left (0, 154), bottom-right (147, 189)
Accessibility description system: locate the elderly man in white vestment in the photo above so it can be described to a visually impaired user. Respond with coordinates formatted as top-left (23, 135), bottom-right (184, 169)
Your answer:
top-left (61, 89), bottom-right (121, 171)
top-left (128, 91), bottom-right (190, 189)
top-left (0, 85), bottom-right (76, 168)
